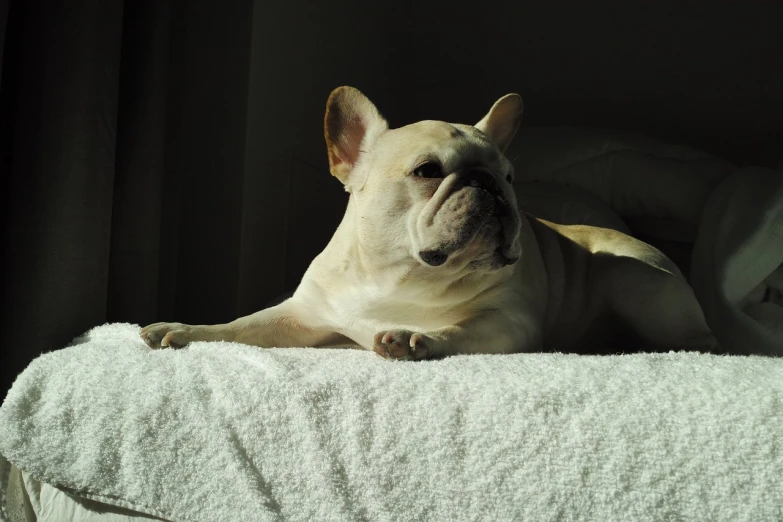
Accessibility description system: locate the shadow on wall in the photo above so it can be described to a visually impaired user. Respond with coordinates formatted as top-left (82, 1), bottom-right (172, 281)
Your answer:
top-left (269, 0), bottom-right (782, 170)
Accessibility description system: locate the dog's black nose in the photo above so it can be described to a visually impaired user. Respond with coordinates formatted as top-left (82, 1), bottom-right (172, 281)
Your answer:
top-left (460, 168), bottom-right (501, 195)
top-left (419, 250), bottom-right (448, 266)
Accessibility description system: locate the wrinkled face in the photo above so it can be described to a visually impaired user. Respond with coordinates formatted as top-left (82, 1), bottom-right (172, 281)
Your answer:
top-left (355, 121), bottom-right (522, 272)
top-left (324, 86), bottom-right (524, 274)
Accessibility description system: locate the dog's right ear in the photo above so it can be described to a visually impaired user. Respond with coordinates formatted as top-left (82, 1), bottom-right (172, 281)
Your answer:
top-left (324, 86), bottom-right (388, 186)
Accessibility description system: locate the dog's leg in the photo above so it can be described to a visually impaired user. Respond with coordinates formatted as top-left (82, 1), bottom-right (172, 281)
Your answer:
top-left (599, 256), bottom-right (719, 351)
top-left (373, 311), bottom-right (542, 360)
top-left (140, 299), bottom-right (350, 349)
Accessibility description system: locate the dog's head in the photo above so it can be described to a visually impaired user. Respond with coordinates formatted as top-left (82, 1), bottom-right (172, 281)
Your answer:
top-left (324, 86), bottom-right (523, 273)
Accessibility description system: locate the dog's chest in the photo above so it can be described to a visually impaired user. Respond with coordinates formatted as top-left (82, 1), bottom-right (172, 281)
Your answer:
top-left (325, 279), bottom-right (475, 334)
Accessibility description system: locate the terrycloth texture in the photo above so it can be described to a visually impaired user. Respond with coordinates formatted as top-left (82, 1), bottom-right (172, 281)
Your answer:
top-left (510, 126), bottom-right (782, 355)
top-left (2, 323), bottom-right (783, 522)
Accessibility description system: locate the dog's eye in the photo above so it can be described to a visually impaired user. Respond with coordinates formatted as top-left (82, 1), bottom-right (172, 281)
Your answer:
top-left (413, 162), bottom-right (444, 179)
top-left (505, 174), bottom-right (513, 183)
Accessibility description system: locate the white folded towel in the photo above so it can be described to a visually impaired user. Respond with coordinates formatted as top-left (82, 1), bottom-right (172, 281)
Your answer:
top-left (1, 323), bottom-right (782, 522)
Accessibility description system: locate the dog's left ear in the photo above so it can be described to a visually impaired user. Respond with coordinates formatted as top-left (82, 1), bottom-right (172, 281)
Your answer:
top-left (324, 86), bottom-right (388, 186)
top-left (475, 94), bottom-right (523, 153)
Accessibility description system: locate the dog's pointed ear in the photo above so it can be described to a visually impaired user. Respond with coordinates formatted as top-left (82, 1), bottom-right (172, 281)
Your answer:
top-left (324, 86), bottom-right (388, 185)
top-left (475, 94), bottom-right (523, 153)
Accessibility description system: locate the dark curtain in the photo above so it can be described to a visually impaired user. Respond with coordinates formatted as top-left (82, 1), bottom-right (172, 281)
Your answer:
top-left (0, 0), bottom-right (415, 396)
top-left (0, 0), bottom-right (298, 394)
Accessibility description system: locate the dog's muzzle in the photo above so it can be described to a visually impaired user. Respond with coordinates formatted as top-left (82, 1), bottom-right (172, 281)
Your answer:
top-left (493, 194), bottom-right (521, 265)
top-left (417, 169), bottom-right (521, 268)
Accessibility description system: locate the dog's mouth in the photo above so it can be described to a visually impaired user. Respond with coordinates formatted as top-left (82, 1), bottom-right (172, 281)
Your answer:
top-left (493, 194), bottom-right (521, 264)
top-left (417, 187), bottom-right (521, 269)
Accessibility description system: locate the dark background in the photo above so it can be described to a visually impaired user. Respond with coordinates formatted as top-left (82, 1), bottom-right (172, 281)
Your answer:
top-left (1, 0), bottom-right (781, 394)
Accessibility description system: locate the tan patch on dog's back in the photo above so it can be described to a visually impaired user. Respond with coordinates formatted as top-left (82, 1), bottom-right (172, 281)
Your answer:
top-left (538, 219), bottom-right (682, 277)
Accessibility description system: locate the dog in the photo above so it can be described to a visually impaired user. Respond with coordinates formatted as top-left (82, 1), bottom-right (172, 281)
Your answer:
top-left (141, 86), bottom-right (718, 359)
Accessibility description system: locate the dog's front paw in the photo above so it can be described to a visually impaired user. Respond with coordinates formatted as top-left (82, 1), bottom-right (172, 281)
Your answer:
top-left (373, 330), bottom-right (431, 360)
top-left (140, 322), bottom-right (204, 349)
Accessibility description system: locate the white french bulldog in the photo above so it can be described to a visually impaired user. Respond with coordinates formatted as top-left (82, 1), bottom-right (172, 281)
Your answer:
top-left (141, 86), bottom-right (717, 359)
